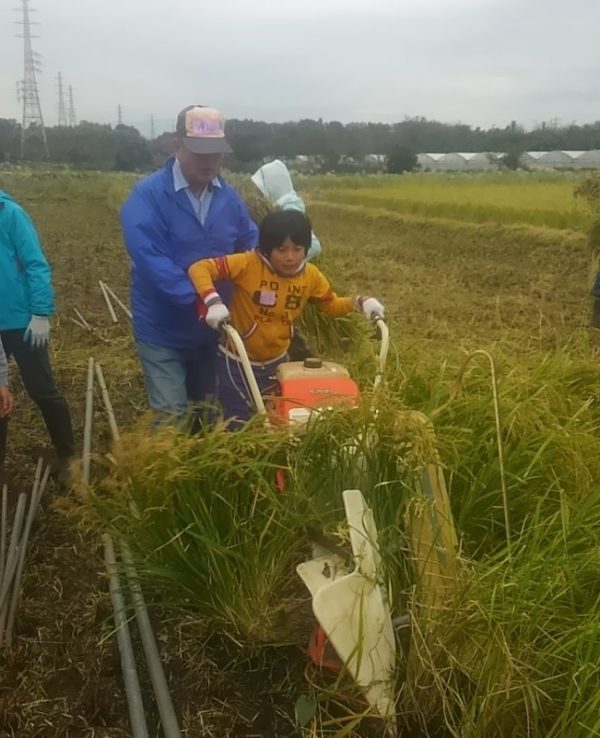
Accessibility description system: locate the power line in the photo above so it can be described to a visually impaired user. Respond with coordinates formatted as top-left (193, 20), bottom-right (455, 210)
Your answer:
top-left (117, 104), bottom-right (123, 126)
top-left (14, 0), bottom-right (49, 158)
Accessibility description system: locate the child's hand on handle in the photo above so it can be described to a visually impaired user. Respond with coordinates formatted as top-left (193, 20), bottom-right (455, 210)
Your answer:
top-left (0, 385), bottom-right (13, 418)
top-left (197, 291), bottom-right (231, 330)
top-left (205, 302), bottom-right (231, 330)
top-left (356, 296), bottom-right (385, 320)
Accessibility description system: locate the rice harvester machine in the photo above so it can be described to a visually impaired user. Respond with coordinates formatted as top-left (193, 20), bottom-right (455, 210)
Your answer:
top-left (222, 318), bottom-right (458, 731)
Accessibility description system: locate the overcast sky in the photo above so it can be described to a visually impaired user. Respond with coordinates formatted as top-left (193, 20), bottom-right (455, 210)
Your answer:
top-left (1, 0), bottom-right (599, 137)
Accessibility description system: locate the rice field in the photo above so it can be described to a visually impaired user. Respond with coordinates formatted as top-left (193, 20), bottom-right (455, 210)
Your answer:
top-left (298, 171), bottom-right (591, 231)
top-left (1, 166), bottom-right (599, 738)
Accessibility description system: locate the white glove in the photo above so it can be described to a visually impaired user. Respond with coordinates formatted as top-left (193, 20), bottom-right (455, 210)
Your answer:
top-left (24, 315), bottom-right (50, 348)
top-left (357, 297), bottom-right (385, 320)
top-left (205, 302), bottom-right (230, 330)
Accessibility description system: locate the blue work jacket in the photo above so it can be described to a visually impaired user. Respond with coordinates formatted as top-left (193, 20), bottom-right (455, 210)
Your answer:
top-left (120, 158), bottom-right (258, 349)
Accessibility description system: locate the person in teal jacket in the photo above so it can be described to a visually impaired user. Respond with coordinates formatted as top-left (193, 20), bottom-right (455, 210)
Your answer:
top-left (0, 190), bottom-right (75, 484)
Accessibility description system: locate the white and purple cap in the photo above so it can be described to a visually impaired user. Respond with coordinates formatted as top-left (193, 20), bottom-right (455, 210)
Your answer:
top-left (176, 105), bottom-right (232, 155)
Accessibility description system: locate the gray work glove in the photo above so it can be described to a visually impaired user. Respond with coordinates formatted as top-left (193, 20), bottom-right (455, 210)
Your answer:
top-left (24, 315), bottom-right (50, 348)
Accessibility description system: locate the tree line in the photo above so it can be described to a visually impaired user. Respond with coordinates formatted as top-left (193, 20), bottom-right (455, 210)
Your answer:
top-left (1, 116), bottom-right (600, 173)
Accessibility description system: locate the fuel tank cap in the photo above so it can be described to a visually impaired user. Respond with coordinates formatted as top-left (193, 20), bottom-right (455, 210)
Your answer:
top-left (303, 357), bottom-right (323, 369)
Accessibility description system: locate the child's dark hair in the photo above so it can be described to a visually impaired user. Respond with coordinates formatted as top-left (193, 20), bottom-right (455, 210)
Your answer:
top-left (258, 210), bottom-right (312, 256)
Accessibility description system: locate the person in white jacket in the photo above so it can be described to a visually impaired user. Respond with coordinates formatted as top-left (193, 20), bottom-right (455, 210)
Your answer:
top-left (251, 160), bottom-right (322, 360)
top-left (251, 159), bottom-right (321, 260)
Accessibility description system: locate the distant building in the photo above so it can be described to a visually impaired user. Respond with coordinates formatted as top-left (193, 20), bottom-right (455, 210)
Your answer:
top-left (521, 150), bottom-right (600, 169)
top-left (520, 151), bottom-right (549, 169)
top-left (439, 153), bottom-right (470, 171)
top-left (574, 150), bottom-right (600, 169)
top-left (537, 151), bottom-right (577, 168)
top-left (418, 152), bottom-right (498, 171)
top-left (364, 154), bottom-right (386, 166)
top-left (414, 150), bottom-right (600, 172)
top-left (417, 153), bottom-right (447, 171)
top-left (461, 152), bottom-right (499, 171)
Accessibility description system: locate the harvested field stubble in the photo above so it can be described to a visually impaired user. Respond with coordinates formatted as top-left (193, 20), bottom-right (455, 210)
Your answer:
top-left (305, 200), bottom-right (590, 355)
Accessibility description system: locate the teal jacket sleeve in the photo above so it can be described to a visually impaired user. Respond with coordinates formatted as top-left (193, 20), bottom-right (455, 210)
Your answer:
top-left (10, 203), bottom-right (55, 317)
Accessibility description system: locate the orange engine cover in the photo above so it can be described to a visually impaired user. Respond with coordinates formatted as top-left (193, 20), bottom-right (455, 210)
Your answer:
top-left (275, 358), bottom-right (359, 423)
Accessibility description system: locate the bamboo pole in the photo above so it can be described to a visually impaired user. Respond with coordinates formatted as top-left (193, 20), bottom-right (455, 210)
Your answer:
top-left (96, 367), bottom-right (180, 736)
top-left (87, 359), bottom-right (149, 737)
top-left (73, 307), bottom-right (92, 331)
top-left (82, 358), bottom-right (95, 484)
top-left (95, 363), bottom-right (121, 443)
top-left (104, 534), bottom-right (149, 738)
top-left (99, 281), bottom-right (119, 324)
top-left (69, 316), bottom-right (91, 331)
top-left (103, 283), bottom-right (133, 321)
top-left (3, 463), bottom-right (50, 646)
top-left (70, 316), bottom-right (111, 344)
top-left (0, 494), bottom-right (27, 621)
top-left (121, 543), bottom-right (181, 738)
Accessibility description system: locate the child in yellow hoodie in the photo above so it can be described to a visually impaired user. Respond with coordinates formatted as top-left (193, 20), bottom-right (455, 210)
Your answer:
top-left (187, 210), bottom-right (384, 425)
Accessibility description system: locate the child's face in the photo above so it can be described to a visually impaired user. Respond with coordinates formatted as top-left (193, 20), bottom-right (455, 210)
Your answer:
top-left (268, 238), bottom-right (306, 276)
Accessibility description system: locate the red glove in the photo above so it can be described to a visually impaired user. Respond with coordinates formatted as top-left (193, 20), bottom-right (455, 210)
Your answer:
top-left (196, 295), bottom-right (208, 321)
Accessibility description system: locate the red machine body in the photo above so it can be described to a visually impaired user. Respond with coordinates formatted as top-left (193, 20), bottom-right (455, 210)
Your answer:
top-left (275, 357), bottom-right (360, 424)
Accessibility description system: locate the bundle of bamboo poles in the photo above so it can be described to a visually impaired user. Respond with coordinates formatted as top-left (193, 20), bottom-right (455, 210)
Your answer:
top-left (0, 459), bottom-right (50, 648)
top-left (85, 356), bottom-right (181, 738)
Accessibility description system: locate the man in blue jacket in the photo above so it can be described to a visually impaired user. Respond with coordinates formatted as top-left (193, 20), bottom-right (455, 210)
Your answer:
top-left (121, 105), bottom-right (258, 423)
top-left (0, 190), bottom-right (75, 482)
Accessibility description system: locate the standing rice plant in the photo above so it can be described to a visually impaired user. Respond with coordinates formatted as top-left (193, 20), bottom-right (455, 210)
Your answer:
top-left (298, 302), bottom-right (370, 360)
top-left (307, 171), bottom-right (588, 230)
top-left (76, 421), bottom-right (315, 643)
top-left (285, 396), bottom-right (451, 624)
top-left (74, 394), bottom-right (449, 644)
top-left (68, 335), bottom-right (600, 738)
top-left (398, 486), bottom-right (600, 738)
top-left (395, 348), bottom-right (600, 555)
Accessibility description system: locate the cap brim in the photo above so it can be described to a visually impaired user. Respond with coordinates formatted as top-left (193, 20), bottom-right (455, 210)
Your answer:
top-left (181, 137), bottom-right (232, 155)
